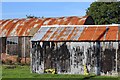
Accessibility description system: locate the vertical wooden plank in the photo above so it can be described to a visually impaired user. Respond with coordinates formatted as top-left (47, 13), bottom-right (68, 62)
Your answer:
top-left (2, 37), bottom-right (6, 53)
top-left (18, 37), bottom-right (22, 62)
top-left (118, 42), bottom-right (120, 75)
top-left (21, 37), bottom-right (23, 58)
top-left (0, 38), bottom-right (2, 60)
top-left (115, 42), bottom-right (118, 74)
top-left (31, 41), bottom-right (35, 72)
top-left (96, 42), bottom-right (100, 75)
top-left (30, 40), bottom-right (32, 73)
top-left (25, 37), bottom-right (32, 58)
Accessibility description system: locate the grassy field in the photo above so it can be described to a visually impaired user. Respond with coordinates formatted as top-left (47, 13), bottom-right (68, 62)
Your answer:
top-left (1, 65), bottom-right (119, 80)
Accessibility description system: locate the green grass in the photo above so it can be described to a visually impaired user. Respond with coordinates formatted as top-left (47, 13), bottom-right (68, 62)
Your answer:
top-left (1, 65), bottom-right (119, 80)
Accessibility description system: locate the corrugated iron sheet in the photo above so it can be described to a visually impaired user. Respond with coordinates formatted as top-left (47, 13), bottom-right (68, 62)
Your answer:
top-left (31, 25), bottom-right (119, 41)
top-left (0, 16), bottom-right (88, 37)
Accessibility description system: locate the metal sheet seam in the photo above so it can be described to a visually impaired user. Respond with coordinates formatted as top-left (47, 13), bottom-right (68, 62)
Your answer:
top-left (74, 27), bottom-right (85, 40)
top-left (27, 25), bottom-right (119, 41)
top-left (31, 27), bottom-right (50, 41)
top-left (79, 26), bottom-right (88, 40)
top-left (57, 27), bottom-right (68, 40)
top-left (39, 25), bottom-right (119, 27)
top-left (2, 20), bottom-right (12, 29)
top-left (103, 26), bottom-right (108, 41)
top-left (46, 26), bottom-right (59, 41)
top-left (6, 20), bottom-right (19, 36)
top-left (58, 27), bottom-right (74, 40)
top-left (91, 26), bottom-right (98, 41)
top-left (52, 27), bottom-right (65, 41)
top-left (1, 15), bottom-right (119, 37)
top-left (66, 27), bottom-right (74, 40)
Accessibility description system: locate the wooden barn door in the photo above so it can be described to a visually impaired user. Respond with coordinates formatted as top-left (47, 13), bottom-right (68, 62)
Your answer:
top-left (101, 42), bottom-right (116, 74)
top-left (43, 42), bottom-right (70, 73)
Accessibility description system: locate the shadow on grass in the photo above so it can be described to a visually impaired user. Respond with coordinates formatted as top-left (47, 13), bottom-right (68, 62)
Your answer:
top-left (82, 75), bottom-right (119, 80)
top-left (82, 75), bottom-right (96, 80)
top-left (2, 77), bottom-right (119, 80)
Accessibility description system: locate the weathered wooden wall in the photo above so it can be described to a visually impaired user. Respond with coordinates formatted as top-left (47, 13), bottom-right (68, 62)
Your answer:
top-left (31, 41), bottom-right (119, 76)
top-left (1, 36), bottom-right (31, 64)
top-left (7, 44), bottom-right (18, 55)
top-left (0, 38), bottom-right (2, 60)
top-left (20, 37), bottom-right (31, 64)
top-left (118, 42), bottom-right (120, 74)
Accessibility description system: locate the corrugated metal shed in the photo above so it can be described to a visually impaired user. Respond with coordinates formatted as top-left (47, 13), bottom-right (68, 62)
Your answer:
top-left (0, 16), bottom-right (93, 37)
top-left (31, 25), bottom-right (119, 41)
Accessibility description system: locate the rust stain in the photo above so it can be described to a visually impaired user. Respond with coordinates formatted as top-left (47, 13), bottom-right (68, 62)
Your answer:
top-left (24, 18), bottom-right (37, 36)
top-left (67, 27), bottom-right (76, 40)
top-left (49, 27), bottom-right (63, 41)
top-left (78, 27), bottom-right (97, 41)
top-left (2, 20), bottom-right (14, 37)
top-left (57, 27), bottom-right (67, 40)
top-left (18, 18), bottom-right (37, 36)
top-left (78, 27), bottom-right (87, 41)
top-left (48, 18), bottom-right (56, 25)
top-left (92, 26), bottom-right (106, 41)
top-left (42, 27), bottom-right (53, 41)
top-left (16, 19), bottom-right (26, 36)
top-left (0, 20), bottom-right (9, 35)
top-left (70, 17), bottom-right (79, 25)
top-left (6, 20), bottom-right (20, 36)
top-left (105, 26), bottom-right (118, 41)
top-left (32, 25), bottom-right (119, 41)
top-left (0, 16), bottom-right (92, 37)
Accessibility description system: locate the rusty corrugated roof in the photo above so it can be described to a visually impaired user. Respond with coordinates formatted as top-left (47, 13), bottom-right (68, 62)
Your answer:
top-left (31, 25), bottom-right (119, 41)
top-left (0, 16), bottom-right (89, 37)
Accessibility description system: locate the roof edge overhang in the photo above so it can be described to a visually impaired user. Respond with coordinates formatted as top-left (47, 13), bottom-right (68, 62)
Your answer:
top-left (31, 40), bottom-right (120, 42)
top-left (0, 36), bottom-right (33, 38)
top-left (40, 24), bottom-right (119, 27)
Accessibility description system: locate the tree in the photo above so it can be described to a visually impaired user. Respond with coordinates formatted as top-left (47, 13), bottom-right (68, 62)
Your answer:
top-left (86, 2), bottom-right (120, 24)
top-left (26, 15), bottom-right (44, 18)
top-left (97, 0), bottom-right (118, 2)
top-left (26, 15), bottom-right (38, 18)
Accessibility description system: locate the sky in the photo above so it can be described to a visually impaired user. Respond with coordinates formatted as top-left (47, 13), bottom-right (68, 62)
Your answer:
top-left (1, 2), bottom-right (93, 19)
